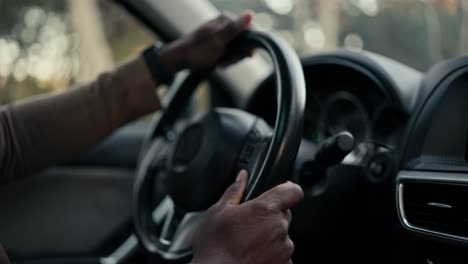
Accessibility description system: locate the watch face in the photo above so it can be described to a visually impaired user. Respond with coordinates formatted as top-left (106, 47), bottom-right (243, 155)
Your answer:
top-left (142, 44), bottom-right (175, 85)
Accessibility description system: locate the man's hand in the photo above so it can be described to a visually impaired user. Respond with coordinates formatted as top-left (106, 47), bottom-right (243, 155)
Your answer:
top-left (191, 170), bottom-right (304, 264)
top-left (160, 11), bottom-right (254, 74)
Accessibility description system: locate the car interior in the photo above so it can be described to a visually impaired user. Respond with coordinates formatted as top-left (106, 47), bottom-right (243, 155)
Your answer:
top-left (2, 0), bottom-right (468, 263)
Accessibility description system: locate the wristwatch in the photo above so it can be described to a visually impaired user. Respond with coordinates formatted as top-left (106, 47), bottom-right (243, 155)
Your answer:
top-left (142, 43), bottom-right (175, 85)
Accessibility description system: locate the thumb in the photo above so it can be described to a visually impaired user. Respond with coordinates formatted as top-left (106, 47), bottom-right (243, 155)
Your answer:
top-left (255, 181), bottom-right (304, 212)
top-left (217, 170), bottom-right (249, 206)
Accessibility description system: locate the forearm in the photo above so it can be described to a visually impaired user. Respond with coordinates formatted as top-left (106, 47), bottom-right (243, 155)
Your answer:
top-left (0, 10), bottom-right (253, 184)
top-left (0, 57), bottom-right (160, 183)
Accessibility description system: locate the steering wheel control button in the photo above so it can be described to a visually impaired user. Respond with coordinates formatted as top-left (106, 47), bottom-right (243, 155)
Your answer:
top-left (237, 119), bottom-right (272, 176)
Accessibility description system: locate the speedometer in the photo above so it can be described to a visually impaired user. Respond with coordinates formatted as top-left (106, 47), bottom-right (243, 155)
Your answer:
top-left (321, 91), bottom-right (370, 142)
top-left (320, 91), bottom-right (372, 164)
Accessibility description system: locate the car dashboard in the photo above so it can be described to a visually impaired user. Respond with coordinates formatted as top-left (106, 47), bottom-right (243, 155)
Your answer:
top-left (246, 50), bottom-right (424, 263)
top-left (247, 51), bottom-right (420, 169)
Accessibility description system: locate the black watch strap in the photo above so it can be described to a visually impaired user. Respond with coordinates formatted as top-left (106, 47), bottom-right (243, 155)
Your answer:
top-left (142, 44), bottom-right (175, 85)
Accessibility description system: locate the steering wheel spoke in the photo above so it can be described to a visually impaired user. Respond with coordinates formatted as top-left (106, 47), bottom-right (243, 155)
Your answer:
top-left (170, 211), bottom-right (205, 251)
top-left (150, 195), bottom-right (206, 258)
top-left (152, 196), bottom-right (174, 226)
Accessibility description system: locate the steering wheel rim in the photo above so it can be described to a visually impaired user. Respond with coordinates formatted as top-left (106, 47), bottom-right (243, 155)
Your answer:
top-left (132, 30), bottom-right (306, 260)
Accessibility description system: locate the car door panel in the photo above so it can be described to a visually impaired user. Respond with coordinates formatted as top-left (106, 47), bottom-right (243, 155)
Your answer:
top-left (0, 167), bottom-right (133, 258)
top-left (0, 123), bottom-right (147, 259)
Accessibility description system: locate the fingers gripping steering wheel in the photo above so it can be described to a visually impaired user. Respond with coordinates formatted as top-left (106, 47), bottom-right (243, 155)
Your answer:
top-left (133, 30), bottom-right (306, 260)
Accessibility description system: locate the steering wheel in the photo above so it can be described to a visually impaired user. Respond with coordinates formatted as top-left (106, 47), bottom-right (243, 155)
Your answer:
top-left (132, 30), bottom-right (306, 260)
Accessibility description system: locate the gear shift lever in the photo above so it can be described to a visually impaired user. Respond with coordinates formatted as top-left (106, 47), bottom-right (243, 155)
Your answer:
top-left (314, 131), bottom-right (354, 170)
top-left (299, 131), bottom-right (355, 192)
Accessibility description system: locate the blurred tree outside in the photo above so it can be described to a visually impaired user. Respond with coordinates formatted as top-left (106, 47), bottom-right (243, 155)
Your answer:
top-left (318, 0), bottom-right (340, 50)
top-left (0, 0), bottom-right (155, 104)
top-left (211, 0), bottom-right (468, 71)
top-left (68, 0), bottom-right (114, 82)
top-left (459, 0), bottom-right (468, 53)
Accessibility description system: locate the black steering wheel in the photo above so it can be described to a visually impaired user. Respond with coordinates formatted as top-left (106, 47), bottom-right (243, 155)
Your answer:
top-left (132, 30), bottom-right (306, 260)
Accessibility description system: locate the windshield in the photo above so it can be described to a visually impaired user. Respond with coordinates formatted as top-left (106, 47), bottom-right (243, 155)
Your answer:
top-left (209, 0), bottom-right (468, 71)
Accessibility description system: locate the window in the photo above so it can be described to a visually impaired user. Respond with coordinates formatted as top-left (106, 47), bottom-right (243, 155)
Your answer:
top-left (0, 0), bottom-right (156, 104)
top-left (210, 0), bottom-right (468, 72)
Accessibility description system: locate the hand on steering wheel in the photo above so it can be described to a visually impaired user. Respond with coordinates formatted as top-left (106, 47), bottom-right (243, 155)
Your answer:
top-left (159, 11), bottom-right (254, 75)
top-left (191, 170), bottom-right (303, 264)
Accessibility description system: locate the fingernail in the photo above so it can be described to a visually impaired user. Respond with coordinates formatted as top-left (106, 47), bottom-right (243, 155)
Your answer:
top-left (236, 170), bottom-right (247, 182)
top-left (243, 10), bottom-right (255, 18)
top-left (239, 12), bottom-right (252, 24)
top-left (236, 174), bottom-right (242, 182)
top-left (236, 172), bottom-right (243, 182)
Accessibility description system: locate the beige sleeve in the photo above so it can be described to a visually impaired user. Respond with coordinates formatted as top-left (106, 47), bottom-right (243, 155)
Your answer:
top-left (0, 57), bottom-right (161, 184)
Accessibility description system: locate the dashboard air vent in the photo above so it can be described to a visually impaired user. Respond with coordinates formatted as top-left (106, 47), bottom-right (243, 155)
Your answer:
top-left (400, 182), bottom-right (468, 239)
